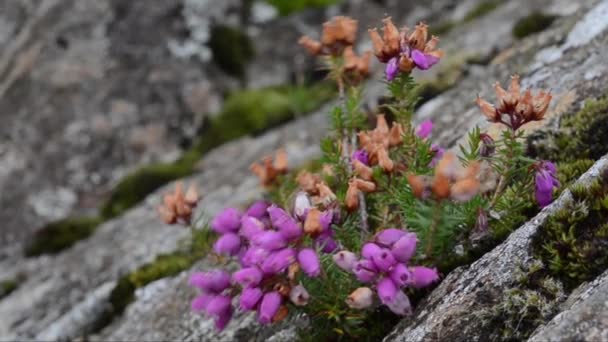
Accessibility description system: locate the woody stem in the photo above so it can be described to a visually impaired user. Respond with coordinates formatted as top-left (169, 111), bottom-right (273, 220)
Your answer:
top-left (425, 201), bottom-right (442, 259)
top-left (351, 132), bottom-right (370, 237)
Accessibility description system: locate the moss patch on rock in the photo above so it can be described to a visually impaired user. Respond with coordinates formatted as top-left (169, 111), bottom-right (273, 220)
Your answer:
top-left (512, 12), bottom-right (557, 39)
top-left (0, 279), bottom-right (18, 300)
top-left (208, 25), bottom-right (254, 79)
top-left (464, 1), bottom-right (502, 22)
top-left (24, 216), bottom-right (104, 256)
top-left (265, 0), bottom-right (338, 16)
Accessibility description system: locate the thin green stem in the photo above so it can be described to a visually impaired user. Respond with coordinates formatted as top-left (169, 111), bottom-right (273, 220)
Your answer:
top-left (425, 201), bottom-right (443, 259)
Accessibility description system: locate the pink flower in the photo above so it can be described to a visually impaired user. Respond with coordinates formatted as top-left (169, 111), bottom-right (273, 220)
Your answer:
top-left (189, 270), bottom-right (231, 293)
top-left (352, 149), bottom-right (370, 166)
top-left (298, 248), bottom-right (321, 277)
top-left (409, 266), bottom-right (440, 288)
top-left (386, 290), bottom-right (412, 315)
top-left (254, 231), bottom-right (287, 250)
top-left (206, 295), bottom-right (233, 330)
top-left (261, 248), bottom-right (296, 274)
top-left (361, 242), bottom-right (382, 260)
top-left (385, 57), bottom-right (399, 81)
top-left (319, 210), bottom-right (333, 232)
top-left (391, 233), bottom-right (417, 263)
top-left (377, 277), bottom-right (398, 304)
top-left (268, 205), bottom-right (302, 240)
top-left (246, 201), bottom-right (270, 219)
top-left (389, 263), bottom-right (411, 287)
top-left (293, 192), bottom-right (312, 220)
top-left (535, 161), bottom-right (559, 208)
top-left (411, 49), bottom-right (440, 70)
top-left (353, 259), bottom-right (377, 283)
top-left (416, 120), bottom-right (433, 139)
top-left (333, 250), bottom-right (358, 272)
top-left (213, 233), bottom-right (242, 256)
top-left (289, 284), bottom-right (310, 306)
top-left (191, 294), bottom-right (214, 312)
top-left (371, 248), bottom-right (397, 272)
top-left (240, 287), bottom-right (263, 311)
top-left (258, 291), bottom-right (282, 324)
top-left (211, 208), bottom-right (241, 234)
top-left (375, 228), bottom-right (407, 247)
top-left (241, 247), bottom-right (270, 267)
top-left (232, 267), bottom-right (263, 288)
top-left (240, 216), bottom-right (265, 240)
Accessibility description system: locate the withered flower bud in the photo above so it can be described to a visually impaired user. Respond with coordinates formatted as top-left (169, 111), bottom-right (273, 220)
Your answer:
top-left (369, 28), bottom-right (386, 60)
top-left (532, 90), bottom-right (552, 121)
top-left (343, 46), bottom-right (358, 71)
top-left (407, 174), bottom-right (425, 199)
top-left (389, 123), bottom-right (404, 147)
top-left (354, 178), bottom-right (377, 193)
top-left (346, 287), bottom-right (374, 309)
top-left (345, 180), bottom-right (360, 211)
top-left (377, 148), bottom-right (394, 172)
top-left (515, 89), bottom-right (534, 120)
top-left (353, 159), bottom-right (374, 181)
top-left (382, 17), bottom-right (401, 56)
top-left (508, 74), bottom-right (521, 103)
top-left (297, 171), bottom-right (321, 194)
top-left (408, 22), bottom-right (429, 51)
top-left (479, 133), bottom-right (495, 157)
top-left (184, 183), bottom-right (199, 206)
top-left (274, 149), bottom-right (288, 173)
top-left (450, 178), bottom-right (480, 202)
top-left (494, 81), bottom-right (516, 112)
top-left (158, 205), bottom-right (177, 224)
top-left (317, 182), bottom-right (337, 203)
top-left (475, 96), bottom-right (500, 123)
top-left (289, 284), bottom-right (310, 306)
top-left (398, 55), bottom-right (415, 73)
top-left (304, 208), bottom-right (323, 236)
top-left (424, 35), bottom-right (440, 52)
top-left (375, 115), bottom-right (389, 134)
top-left (273, 306), bottom-right (290, 323)
top-left (431, 174), bottom-right (451, 200)
top-left (298, 36), bottom-right (322, 55)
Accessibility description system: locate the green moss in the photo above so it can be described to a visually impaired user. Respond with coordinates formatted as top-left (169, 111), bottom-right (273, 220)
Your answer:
top-left (0, 280), bottom-right (18, 300)
top-left (528, 96), bottom-right (608, 162)
top-left (208, 25), bottom-right (254, 78)
top-left (101, 163), bottom-right (193, 219)
top-left (464, 1), bottom-right (502, 22)
top-left (97, 228), bottom-right (215, 331)
top-left (24, 216), bottom-right (104, 256)
top-left (512, 12), bottom-right (557, 39)
top-left (265, 0), bottom-right (339, 16)
top-left (480, 261), bottom-right (565, 340)
top-left (532, 172), bottom-right (608, 290)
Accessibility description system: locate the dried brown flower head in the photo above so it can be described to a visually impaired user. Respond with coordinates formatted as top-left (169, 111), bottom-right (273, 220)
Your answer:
top-left (250, 149), bottom-right (289, 187)
top-left (299, 16), bottom-right (358, 57)
top-left (476, 75), bottom-right (553, 130)
top-left (357, 115), bottom-right (404, 173)
top-left (158, 182), bottom-right (199, 225)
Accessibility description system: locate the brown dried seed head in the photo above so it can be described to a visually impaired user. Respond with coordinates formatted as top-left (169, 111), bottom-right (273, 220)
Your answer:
top-left (431, 174), bottom-right (451, 199)
top-left (382, 17), bottom-right (401, 55)
top-left (408, 22), bottom-right (429, 51)
top-left (389, 123), bottom-right (404, 147)
top-left (436, 152), bottom-right (457, 179)
top-left (377, 148), bottom-right (394, 172)
top-left (532, 91), bottom-right (552, 121)
top-left (369, 28), bottom-right (385, 59)
top-left (158, 205), bottom-right (176, 224)
top-left (296, 171), bottom-right (320, 194)
top-left (375, 115), bottom-right (389, 134)
top-left (184, 183), bottom-right (199, 205)
top-left (515, 89), bottom-right (534, 120)
top-left (424, 35), bottom-right (440, 52)
top-left (346, 287), bottom-right (374, 309)
top-left (508, 74), bottom-right (521, 103)
top-left (317, 182), bottom-right (337, 202)
top-left (398, 55), bottom-right (415, 73)
top-left (407, 174), bottom-right (425, 199)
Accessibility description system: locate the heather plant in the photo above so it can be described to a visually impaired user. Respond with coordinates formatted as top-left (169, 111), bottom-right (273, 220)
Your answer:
top-left (156, 14), bottom-right (558, 340)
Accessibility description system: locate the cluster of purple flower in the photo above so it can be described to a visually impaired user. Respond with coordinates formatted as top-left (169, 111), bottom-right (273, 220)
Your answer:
top-left (333, 228), bottom-right (439, 315)
top-left (189, 199), bottom-right (339, 330)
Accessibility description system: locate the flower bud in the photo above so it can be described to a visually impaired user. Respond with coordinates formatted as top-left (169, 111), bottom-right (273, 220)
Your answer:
top-left (416, 119), bottom-right (433, 139)
top-left (451, 178), bottom-right (480, 202)
top-left (470, 209), bottom-right (489, 242)
top-left (258, 291), bottom-right (282, 324)
top-left (232, 267), bottom-right (263, 288)
top-left (346, 287), bottom-right (374, 309)
top-left (191, 294), bottom-right (214, 312)
top-left (240, 216), bottom-right (265, 240)
top-left (189, 270), bottom-right (231, 293)
top-left (371, 248), bottom-right (397, 272)
top-left (361, 242), bottom-right (382, 260)
top-left (377, 277), bottom-right (398, 304)
top-left (353, 159), bottom-right (374, 181)
top-left (409, 266), bottom-right (440, 288)
top-left (205, 295), bottom-right (232, 317)
top-left (240, 287), bottom-right (263, 311)
top-left (316, 233), bottom-right (338, 253)
top-left (246, 201), bottom-right (270, 219)
top-left (385, 57), bottom-right (399, 81)
top-left (213, 233), bottom-right (242, 256)
top-left (298, 248), bottom-right (321, 277)
top-left (184, 183), bottom-right (200, 206)
top-left (333, 250), bottom-right (358, 272)
top-left (211, 208), bottom-right (242, 234)
top-left (391, 233), bottom-right (417, 263)
top-left (386, 290), bottom-right (412, 315)
top-left (375, 228), bottom-right (407, 247)
top-left (411, 49), bottom-right (439, 70)
top-left (254, 231), bottom-right (287, 251)
top-left (214, 307), bottom-right (233, 331)
top-left (389, 263), bottom-right (412, 287)
top-left (262, 248), bottom-right (296, 274)
top-left (479, 133), bottom-right (495, 157)
top-left (354, 178), bottom-right (377, 193)
top-left (345, 181), bottom-right (360, 211)
top-left (289, 284), bottom-right (310, 306)
top-left (293, 192), bottom-right (312, 220)
top-left (319, 210), bottom-right (333, 231)
top-left (353, 259), bottom-right (377, 283)
top-left (352, 149), bottom-right (369, 166)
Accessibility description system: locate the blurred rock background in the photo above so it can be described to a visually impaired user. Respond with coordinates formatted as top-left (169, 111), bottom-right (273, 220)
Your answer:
top-left (1, 0), bottom-right (607, 340)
